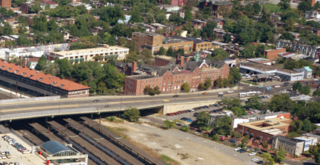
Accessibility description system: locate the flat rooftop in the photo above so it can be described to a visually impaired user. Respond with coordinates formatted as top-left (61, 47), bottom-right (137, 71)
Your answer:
top-left (163, 36), bottom-right (191, 44)
top-left (52, 46), bottom-right (128, 56)
top-left (133, 32), bottom-right (162, 37)
top-left (239, 117), bottom-right (291, 133)
top-left (155, 55), bottom-right (175, 61)
top-left (241, 62), bottom-right (301, 74)
top-left (247, 58), bottom-right (272, 63)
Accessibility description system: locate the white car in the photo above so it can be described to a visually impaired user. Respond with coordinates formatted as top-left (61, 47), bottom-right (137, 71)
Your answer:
top-left (274, 85), bottom-right (280, 88)
top-left (251, 158), bottom-right (259, 162)
top-left (226, 91), bottom-right (233, 93)
top-left (190, 109), bottom-right (194, 112)
top-left (218, 92), bottom-right (223, 95)
top-left (234, 147), bottom-right (241, 151)
top-left (257, 91), bottom-right (261, 93)
top-left (23, 150), bottom-right (31, 154)
top-left (249, 152), bottom-right (256, 156)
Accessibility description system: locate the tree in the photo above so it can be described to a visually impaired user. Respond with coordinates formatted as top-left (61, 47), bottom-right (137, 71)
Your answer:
top-left (246, 96), bottom-right (263, 110)
top-left (212, 133), bottom-right (220, 141)
top-left (181, 83), bottom-right (190, 92)
top-left (29, 3), bottom-right (41, 13)
top-left (298, 0), bottom-right (312, 13)
top-left (223, 33), bottom-right (231, 43)
top-left (210, 48), bottom-right (228, 60)
top-left (100, 5), bottom-right (125, 25)
top-left (262, 140), bottom-right (268, 149)
top-left (221, 97), bottom-right (241, 109)
top-left (122, 108), bottom-right (140, 122)
top-left (47, 19), bottom-right (58, 31)
top-left (195, 111), bottom-right (210, 127)
top-left (180, 125), bottom-right (189, 132)
top-left (35, 56), bottom-right (48, 71)
top-left (280, 32), bottom-right (294, 41)
top-left (300, 85), bottom-right (311, 95)
top-left (129, 10), bottom-right (143, 23)
top-left (315, 152), bottom-right (320, 164)
top-left (278, 0), bottom-right (291, 11)
top-left (157, 47), bottom-right (166, 55)
top-left (212, 116), bottom-right (232, 135)
top-left (204, 78), bottom-right (212, 89)
top-left (253, 3), bottom-right (261, 14)
top-left (164, 119), bottom-right (176, 129)
top-left (262, 153), bottom-right (275, 165)
top-left (231, 107), bottom-right (246, 117)
top-left (268, 94), bottom-right (294, 112)
top-left (303, 119), bottom-right (315, 132)
top-left (291, 120), bottom-right (303, 132)
top-left (166, 47), bottom-right (174, 56)
top-left (228, 67), bottom-right (241, 85)
top-left (274, 147), bottom-right (286, 163)
top-left (313, 89), bottom-right (320, 97)
top-left (202, 7), bottom-right (212, 19)
top-left (184, 8), bottom-right (192, 21)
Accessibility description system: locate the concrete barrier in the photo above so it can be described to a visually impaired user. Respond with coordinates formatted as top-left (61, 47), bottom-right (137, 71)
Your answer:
top-left (0, 96), bottom-right (60, 104)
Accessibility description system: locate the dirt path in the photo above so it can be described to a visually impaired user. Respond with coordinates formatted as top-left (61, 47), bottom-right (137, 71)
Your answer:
top-left (98, 120), bottom-right (248, 165)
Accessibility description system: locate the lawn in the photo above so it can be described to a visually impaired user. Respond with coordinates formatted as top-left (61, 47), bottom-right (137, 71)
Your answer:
top-left (159, 155), bottom-right (180, 165)
top-left (262, 4), bottom-right (282, 13)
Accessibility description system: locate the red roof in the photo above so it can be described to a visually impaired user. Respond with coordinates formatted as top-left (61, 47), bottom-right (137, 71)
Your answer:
top-left (0, 60), bottom-right (89, 91)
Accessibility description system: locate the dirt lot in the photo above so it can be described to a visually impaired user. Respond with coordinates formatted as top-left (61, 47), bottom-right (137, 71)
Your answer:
top-left (98, 119), bottom-right (258, 165)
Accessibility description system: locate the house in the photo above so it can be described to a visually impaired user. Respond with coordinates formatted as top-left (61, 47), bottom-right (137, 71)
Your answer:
top-left (263, 48), bottom-right (286, 61)
top-left (308, 81), bottom-right (320, 89)
top-left (199, 0), bottom-right (233, 18)
top-left (272, 136), bottom-right (304, 155)
top-left (294, 66), bottom-right (313, 79)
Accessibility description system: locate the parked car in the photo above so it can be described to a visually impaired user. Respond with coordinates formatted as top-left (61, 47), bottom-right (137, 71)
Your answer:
top-left (93, 99), bottom-right (100, 102)
top-left (104, 105), bottom-right (109, 108)
top-left (257, 86), bottom-right (264, 88)
top-left (173, 95), bottom-right (179, 97)
top-left (249, 152), bottom-right (256, 156)
top-left (202, 92), bottom-right (208, 95)
top-left (234, 147), bottom-right (241, 151)
top-left (194, 113), bottom-right (199, 117)
top-left (251, 158), bottom-right (259, 162)
top-left (219, 135), bottom-right (226, 141)
top-left (266, 86), bottom-right (272, 90)
top-left (226, 91), bottom-right (233, 93)
top-left (218, 92), bottom-right (223, 97)
top-left (273, 85), bottom-right (280, 88)
top-left (229, 139), bottom-right (237, 143)
top-left (213, 104), bottom-right (219, 107)
top-left (187, 119), bottom-right (193, 122)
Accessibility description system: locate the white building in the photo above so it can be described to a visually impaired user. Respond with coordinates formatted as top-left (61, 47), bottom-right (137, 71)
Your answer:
top-left (5, 48), bottom-right (44, 60)
top-left (50, 45), bottom-right (129, 63)
top-left (294, 66), bottom-right (313, 79)
top-left (294, 136), bottom-right (318, 151)
top-left (232, 118), bottom-right (250, 129)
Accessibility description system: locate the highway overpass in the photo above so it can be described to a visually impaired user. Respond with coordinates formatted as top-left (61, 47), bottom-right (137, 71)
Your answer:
top-left (0, 83), bottom-right (290, 122)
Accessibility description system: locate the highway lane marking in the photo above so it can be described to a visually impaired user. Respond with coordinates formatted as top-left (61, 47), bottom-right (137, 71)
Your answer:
top-left (1, 93), bottom-right (239, 112)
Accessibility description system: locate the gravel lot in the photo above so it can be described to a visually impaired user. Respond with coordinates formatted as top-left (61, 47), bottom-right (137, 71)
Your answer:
top-left (99, 119), bottom-right (263, 165)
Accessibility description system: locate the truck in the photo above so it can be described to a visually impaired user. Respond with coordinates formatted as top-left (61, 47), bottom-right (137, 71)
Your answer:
top-left (219, 135), bottom-right (226, 141)
top-left (266, 86), bottom-right (272, 91)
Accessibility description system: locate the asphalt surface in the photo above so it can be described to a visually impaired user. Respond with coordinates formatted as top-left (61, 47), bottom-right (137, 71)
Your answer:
top-left (0, 80), bottom-right (292, 116)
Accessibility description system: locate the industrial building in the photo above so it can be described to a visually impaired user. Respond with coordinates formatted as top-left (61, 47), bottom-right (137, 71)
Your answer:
top-left (37, 141), bottom-right (88, 165)
top-left (272, 136), bottom-right (304, 155)
top-left (0, 60), bottom-right (90, 97)
top-left (240, 62), bottom-right (305, 81)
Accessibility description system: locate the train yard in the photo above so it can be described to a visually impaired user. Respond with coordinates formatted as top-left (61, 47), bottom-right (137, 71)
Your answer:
top-left (7, 116), bottom-right (166, 165)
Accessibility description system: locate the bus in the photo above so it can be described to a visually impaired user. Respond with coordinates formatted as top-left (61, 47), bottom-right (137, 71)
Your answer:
top-left (239, 93), bottom-right (247, 97)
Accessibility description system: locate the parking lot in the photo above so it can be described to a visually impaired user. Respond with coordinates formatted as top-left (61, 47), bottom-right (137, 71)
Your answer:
top-left (0, 133), bottom-right (44, 165)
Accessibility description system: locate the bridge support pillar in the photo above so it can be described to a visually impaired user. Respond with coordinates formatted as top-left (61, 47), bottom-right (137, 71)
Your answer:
top-left (45, 117), bottom-right (47, 122)
top-left (91, 113), bottom-right (93, 119)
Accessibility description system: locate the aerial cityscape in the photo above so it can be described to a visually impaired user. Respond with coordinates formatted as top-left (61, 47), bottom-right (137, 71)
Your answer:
top-left (0, 0), bottom-right (320, 164)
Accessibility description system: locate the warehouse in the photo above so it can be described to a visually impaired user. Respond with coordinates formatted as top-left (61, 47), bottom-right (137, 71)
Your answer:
top-left (239, 62), bottom-right (304, 81)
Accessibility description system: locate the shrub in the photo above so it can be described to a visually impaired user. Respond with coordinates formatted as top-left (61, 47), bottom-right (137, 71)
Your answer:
top-left (121, 107), bottom-right (140, 122)
top-left (212, 133), bottom-right (220, 141)
top-left (180, 125), bottom-right (189, 132)
top-left (164, 120), bottom-right (176, 129)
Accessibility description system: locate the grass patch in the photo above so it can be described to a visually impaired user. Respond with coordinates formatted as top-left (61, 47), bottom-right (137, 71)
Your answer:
top-left (262, 4), bottom-right (282, 13)
top-left (105, 116), bottom-right (124, 123)
top-left (286, 132), bottom-right (300, 138)
top-left (160, 155), bottom-right (180, 165)
top-left (242, 81), bottom-right (257, 85)
top-left (103, 125), bottom-right (128, 139)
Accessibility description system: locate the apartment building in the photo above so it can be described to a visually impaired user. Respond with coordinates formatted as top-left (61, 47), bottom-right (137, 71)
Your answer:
top-left (132, 32), bottom-right (193, 54)
top-left (0, 0), bottom-right (11, 8)
top-left (49, 45), bottom-right (129, 63)
top-left (263, 48), bottom-right (286, 61)
top-left (124, 54), bottom-right (230, 95)
top-left (272, 136), bottom-right (304, 155)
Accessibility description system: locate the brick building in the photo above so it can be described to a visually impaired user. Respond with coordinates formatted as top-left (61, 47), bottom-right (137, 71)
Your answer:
top-left (0, 0), bottom-right (11, 8)
top-left (272, 136), bottom-right (304, 155)
top-left (115, 62), bottom-right (137, 75)
top-left (236, 118), bottom-right (291, 143)
top-left (187, 37), bottom-right (213, 51)
top-left (132, 32), bottom-right (193, 54)
top-left (309, 81), bottom-right (320, 89)
top-left (0, 60), bottom-right (90, 97)
top-left (199, 0), bottom-right (233, 18)
top-left (124, 54), bottom-right (230, 95)
top-left (263, 48), bottom-right (286, 61)
top-left (171, 0), bottom-right (185, 6)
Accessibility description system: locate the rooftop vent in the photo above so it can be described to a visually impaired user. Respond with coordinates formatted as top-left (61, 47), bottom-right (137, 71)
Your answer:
top-left (21, 72), bottom-right (26, 76)
top-left (13, 70), bottom-right (18, 73)
top-left (37, 78), bottom-right (43, 81)
top-left (28, 75), bottom-right (33, 78)
top-left (58, 84), bottom-right (64, 88)
top-left (51, 81), bottom-right (57, 85)
top-left (0, 66), bottom-right (4, 69)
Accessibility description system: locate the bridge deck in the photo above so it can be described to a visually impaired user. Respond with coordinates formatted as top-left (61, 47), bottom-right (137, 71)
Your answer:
top-left (64, 118), bottom-right (144, 165)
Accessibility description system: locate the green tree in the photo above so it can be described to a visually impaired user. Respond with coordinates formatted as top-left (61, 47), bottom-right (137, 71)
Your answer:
top-left (280, 32), bottom-right (294, 41)
top-left (246, 96), bottom-right (263, 110)
top-left (184, 8), bottom-right (192, 21)
top-left (195, 111), bottom-right (210, 127)
top-left (262, 153), bottom-right (275, 165)
top-left (202, 7), bottom-right (212, 19)
top-left (47, 19), bottom-right (58, 31)
top-left (157, 47), bottom-right (166, 55)
top-left (268, 94), bottom-right (294, 112)
top-left (35, 56), bottom-right (48, 71)
top-left (278, 0), bottom-right (291, 11)
top-left (122, 107), bottom-right (140, 122)
top-left (300, 85), bottom-right (311, 95)
top-left (228, 67), bottom-right (241, 85)
top-left (274, 147), bottom-right (286, 163)
top-left (100, 5), bottom-right (125, 25)
top-left (129, 10), bottom-right (143, 23)
top-left (204, 78), bottom-right (212, 89)
top-left (181, 82), bottom-right (190, 92)
top-left (223, 33), bottom-right (231, 43)
top-left (231, 107), bottom-right (246, 117)
top-left (303, 119), bottom-right (315, 132)
top-left (253, 3), bottom-right (261, 14)
top-left (29, 3), bottom-right (41, 13)
top-left (221, 97), bottom-right (241, 109)
top-left (291, 120), bottom-right (303, 132)
top-left (298, 0), bottom-right (312, 13)
top-left (315, 152), bottom-right (320, 164)
top-left (262, 140), bottom-right (268, 149)
top-left (210, 48), bottom-right (228, 60)
top-left (180, 125), bottom-right (189, 132)
top-left (166, 46), bottom-right (174, 56)
top-left (164, 119), bottom-right (176, 129)
top-left (313, 89), bottom-right (320, 97)
top-left (212, 116), bottom-right (232, 135)
top-left (212, 133), bottom-right (220, 141)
